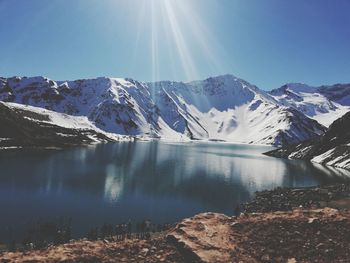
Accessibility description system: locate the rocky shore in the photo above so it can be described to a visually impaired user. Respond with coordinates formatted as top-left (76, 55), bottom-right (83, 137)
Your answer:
top-left (242, 184), bottom-right (350, 213)
top-left (169, 208), bottom-right (350, 263)
top-left (1, 184), bottom-right (350, 263)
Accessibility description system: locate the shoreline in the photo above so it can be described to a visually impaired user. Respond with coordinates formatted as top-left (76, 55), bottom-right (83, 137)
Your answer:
top-left (1, 183), bottom-right (350, 262)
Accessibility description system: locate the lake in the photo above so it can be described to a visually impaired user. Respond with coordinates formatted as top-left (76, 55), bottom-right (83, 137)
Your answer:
top-left (0, 141), bottom-right (349, 242)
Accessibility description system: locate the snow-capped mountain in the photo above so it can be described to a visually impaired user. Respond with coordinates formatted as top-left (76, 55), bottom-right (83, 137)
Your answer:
top-left (265, 111), bottom-right (350, 170)
top-left (0, 75), bottom-right (329, 146)
top-left (150, 76), bottom-right (325, 145)
top-left (270, 83), bottom-right (350, 127)
top-left (0, 101), bottom-right (124, 149)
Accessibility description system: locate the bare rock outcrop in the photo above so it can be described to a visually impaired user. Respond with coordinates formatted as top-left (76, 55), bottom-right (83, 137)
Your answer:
top-left (168, 208), bottom-right (350, 263)
top-left (167, 212), bottom-right (234, 262)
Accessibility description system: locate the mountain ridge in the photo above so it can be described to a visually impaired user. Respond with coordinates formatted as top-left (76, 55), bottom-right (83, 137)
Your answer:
top-left (0, 101), bottom-right (124, 149)
top-left (1, 74), bottom-right (349, 146)
top-left (269, 82), bottom-right (350, 127)
top-left (265, 111), bottom-right (350, 170)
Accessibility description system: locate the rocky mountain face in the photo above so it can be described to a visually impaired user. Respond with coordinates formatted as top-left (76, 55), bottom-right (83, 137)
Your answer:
top-left (265, 111), bottom-right (350, 170)
top-left (0, 75), bottom-right (333, 146)
top-left (270, 83), bottom-right (350, 127)
top-left (150, 76), bottom-right (327, 146)
top-left (319, 84), bottom-right (350, 105)
top-left (0, 101), bottom-right (122, 149)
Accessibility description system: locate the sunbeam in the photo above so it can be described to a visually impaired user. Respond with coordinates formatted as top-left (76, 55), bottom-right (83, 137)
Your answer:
top-left (131, 0), bottom-right (229, 82)
top-left (151, 0), bottom-right (160, 82)
top-left (130, 0), bottom-right (147, 74)
top-left (161, 0), bottom-right (199, 81)
top-left (175, 0), bottom-right (232, 74)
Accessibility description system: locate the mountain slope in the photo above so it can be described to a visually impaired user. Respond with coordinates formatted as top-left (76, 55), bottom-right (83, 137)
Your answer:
top-left (0, 75), bottom-right (327, 146)
top-left (0, 101), bottom-right (123, 149)
top-left (0, 76), bottom-right (186, 140)
top-left (150, 75), bottom-right (325, 145)
top-left (265, 111), bottom-right (350, 170)
top-left (270, 83), bottom-right (350, 127)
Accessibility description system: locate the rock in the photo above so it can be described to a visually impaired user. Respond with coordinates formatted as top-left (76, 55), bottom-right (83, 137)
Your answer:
top-left (242, 184), bottom-right (350, 214)
top-left (319, 189), bottom-right (329, 194)
top-left (308, 218), bottom-right (316, 223)
top-left (167, 213), bottom-right (234, 263)
top-left (230, 222), bottom-right (240, 227)
top-left (141, 248), bottom-right (149, 255)
top-left (261, 254), bottom-right (270, 261)
top-left (316, 243), bottom-right (325, 249)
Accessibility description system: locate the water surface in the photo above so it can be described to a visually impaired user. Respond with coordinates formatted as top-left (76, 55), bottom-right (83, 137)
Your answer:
top-left (0, 141), bottom-right (349, 241)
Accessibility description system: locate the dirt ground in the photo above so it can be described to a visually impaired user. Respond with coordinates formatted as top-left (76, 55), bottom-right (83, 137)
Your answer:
top-left (0, 235), bottom-right (186, 263)
top-left (168, 208), bottom-right (350, 263)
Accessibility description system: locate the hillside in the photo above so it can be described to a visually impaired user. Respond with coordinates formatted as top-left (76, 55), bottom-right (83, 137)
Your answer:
top-left (0, 101), bottom-right (124, 149)
top-left (265, 111), bottom-right (350, 170)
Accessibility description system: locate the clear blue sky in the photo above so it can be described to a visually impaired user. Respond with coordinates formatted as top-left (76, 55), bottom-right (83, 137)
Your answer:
top-left (0, 0), bottom-right (349, 89)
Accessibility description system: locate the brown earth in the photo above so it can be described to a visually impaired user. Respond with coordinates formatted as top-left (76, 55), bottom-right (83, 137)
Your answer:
top-left (168, 208), bottom-right (350, 263)
top-left (0, 236), bottom-right (186, 263)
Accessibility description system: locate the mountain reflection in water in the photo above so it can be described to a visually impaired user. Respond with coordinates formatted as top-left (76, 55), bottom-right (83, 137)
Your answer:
top-left (0, 141), bottom-right (349, 240)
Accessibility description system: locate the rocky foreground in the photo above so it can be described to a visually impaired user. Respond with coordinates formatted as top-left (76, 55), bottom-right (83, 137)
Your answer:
top-left (1, 184), bottom-right (350, 263)
top-left (169, 208), bottom-right (350, 263)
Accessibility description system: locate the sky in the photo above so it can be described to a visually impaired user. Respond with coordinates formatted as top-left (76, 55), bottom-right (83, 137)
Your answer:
top-left (0, 0), bottom-right (349, 90)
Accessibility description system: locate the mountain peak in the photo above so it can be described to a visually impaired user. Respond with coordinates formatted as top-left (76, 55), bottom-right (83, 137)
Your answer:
top-left (284, 83), bottom-right (318, 93)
